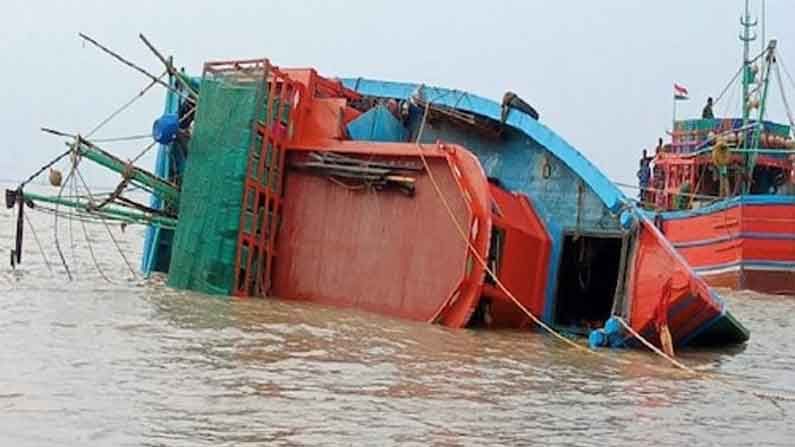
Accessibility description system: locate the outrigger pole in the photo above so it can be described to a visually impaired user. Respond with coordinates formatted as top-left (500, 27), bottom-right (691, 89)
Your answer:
top-left (78, 33), bottom-right (193, 102)
top-left (7, 190), bottom-right (177, 229)
top-left (39, 129), bottom-right (179, 203)
top-left (6, 33), bottom-right (194, 273)
top-left (138, 33), bottom-right (198, 99)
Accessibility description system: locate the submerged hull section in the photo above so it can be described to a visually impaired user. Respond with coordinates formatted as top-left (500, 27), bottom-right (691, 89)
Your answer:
top-left (658, 196), bottom-right (795, 295)
top-left (628, 219), bottom-right (748, 346)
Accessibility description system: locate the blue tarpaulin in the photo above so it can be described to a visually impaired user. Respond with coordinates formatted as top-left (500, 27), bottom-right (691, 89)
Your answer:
top-left (346, 105), bottom-right (408, 142)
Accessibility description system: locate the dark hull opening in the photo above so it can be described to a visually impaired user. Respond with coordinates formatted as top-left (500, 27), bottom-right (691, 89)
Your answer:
top-left (554, 235), bottom-right (623, 333)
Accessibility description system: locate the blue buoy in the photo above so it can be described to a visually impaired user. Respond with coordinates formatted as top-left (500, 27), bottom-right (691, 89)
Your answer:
top-left (604, 317), bottom-right (627, 348)
top-left (152, 113), bottom-right (180, 144)
top-left (619, 210), bottom-right (636, 230)
top-left (588, 329), bottom-right (608, 349)
top-left (604, 316), bottom-right (622, 335)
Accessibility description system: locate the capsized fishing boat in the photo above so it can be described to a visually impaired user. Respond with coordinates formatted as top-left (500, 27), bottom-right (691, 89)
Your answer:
top-left (6, 37), bottom-right (748, 351)
top-left (637, 0), bottom-right (795, 295)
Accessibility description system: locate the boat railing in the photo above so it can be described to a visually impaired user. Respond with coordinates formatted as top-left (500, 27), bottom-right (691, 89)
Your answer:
top-left (669, 118), bottom-right (792, 154)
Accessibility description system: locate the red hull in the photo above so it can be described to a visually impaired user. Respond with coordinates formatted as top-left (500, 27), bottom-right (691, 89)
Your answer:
top-left (258, 68), bottom-right (555, 329)
top-left (628, 219), bottom-right (727, 345)
top-left (274, 143), bottom-right (491, 327)
top-left (660, 199), bottom-right (795, 295)
top-left (273, 141), bottom-right (554, 329)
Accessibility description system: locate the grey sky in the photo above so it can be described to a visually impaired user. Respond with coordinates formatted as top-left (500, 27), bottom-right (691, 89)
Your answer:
top-left (2, 0), bottom-right (794, 190)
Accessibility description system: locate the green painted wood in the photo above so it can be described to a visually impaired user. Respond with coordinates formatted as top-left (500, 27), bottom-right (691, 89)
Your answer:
top-left (22, 191), bottom-right (177, 228)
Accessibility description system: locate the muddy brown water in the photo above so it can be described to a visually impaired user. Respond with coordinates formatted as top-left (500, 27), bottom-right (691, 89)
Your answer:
top-left (1, 200), bottom-right (794, 446)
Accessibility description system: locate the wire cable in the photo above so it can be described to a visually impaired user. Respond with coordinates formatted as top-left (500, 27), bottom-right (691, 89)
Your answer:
top-left (74, 167), bottom-right (137, 279)
top-left (86, 74), bottom-right (165, 138)
top-left (23, 213), bottom-right (53, 275)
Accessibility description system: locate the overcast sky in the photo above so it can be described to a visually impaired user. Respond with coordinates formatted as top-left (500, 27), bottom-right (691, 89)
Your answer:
top-left (2, 0), bottom-right (794, 190)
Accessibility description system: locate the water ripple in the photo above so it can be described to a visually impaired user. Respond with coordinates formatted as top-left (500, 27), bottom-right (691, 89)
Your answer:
top-left (1, 202), bottom-right (794, 446)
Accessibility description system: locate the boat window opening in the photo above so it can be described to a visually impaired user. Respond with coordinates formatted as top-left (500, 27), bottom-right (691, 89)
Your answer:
top-left (485, 227), bottom-right (505, 285)
top-left (554, 235), bottom-right (623, 334)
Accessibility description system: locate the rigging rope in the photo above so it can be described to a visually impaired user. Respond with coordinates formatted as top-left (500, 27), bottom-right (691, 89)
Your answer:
top-left (615, 317), bottom-right (696, 373)
top-left (52, 156), bottom-right (74, 281)
top-left (91, 134), bottom-right (153, 143)
top-left (74, 167), bottom-right (137, 279)
top-left (17, 148), bottom-right (72, 190)
top-left (61, 146), bottom-right (113, 283)
top-left (778, 52), bottom-right (795, 94)
top-left (86, 73), bottom-right (165, 138)
top-left (68, 162), bottom-right (78, 277)
top-left (78, 210), bottom-right (113, 284)
top-left (413, 98), bottom-right (599, 356)
top-left (129, 140), bottom-right (158, 165)
top-left (78, 33), bottom-right (191, 102)
top-left (714, 65), bottom-right (744, 106)
top-left (23, 212), bottom-right (53, 275)
top-left (618, 317), bottom-right (795, 403)
top-left (719, 70), bottom-right (741, 117)
top-left (773, 62), bottom-right (795, 131)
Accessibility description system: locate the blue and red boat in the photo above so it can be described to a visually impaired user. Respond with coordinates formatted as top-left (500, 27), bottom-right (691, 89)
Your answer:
top-left (135, 60), bottom-right (748, 348)
top-left (639, 1), bottom-right (795, 295)
top-left (7, 47), bottom-right (749, 352)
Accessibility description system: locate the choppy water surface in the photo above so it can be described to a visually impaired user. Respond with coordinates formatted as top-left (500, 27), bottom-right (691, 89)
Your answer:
top-left (1, 206), bottom-right (794, 446)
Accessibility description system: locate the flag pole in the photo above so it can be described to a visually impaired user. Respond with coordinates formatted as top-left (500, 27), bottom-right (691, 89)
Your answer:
top-left (672, 94), bottom-right (677, 138)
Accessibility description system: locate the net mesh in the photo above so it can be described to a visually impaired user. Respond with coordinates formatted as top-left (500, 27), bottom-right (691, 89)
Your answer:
top-left (167, 73), bottom-right (265, 295)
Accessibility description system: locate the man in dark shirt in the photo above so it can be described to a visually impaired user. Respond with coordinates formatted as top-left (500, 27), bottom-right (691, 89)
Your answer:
top-left (637, 149), bottom-right (653, 202)
top-left (702, 97), bottom-right (715, 119)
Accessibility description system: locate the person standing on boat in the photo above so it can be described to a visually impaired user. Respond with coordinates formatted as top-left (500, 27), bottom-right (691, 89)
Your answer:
top-left (637, 149), bottom-right (653, 202)
top-left (655, 137), bottom-right (665, 154)
top-left (702, 97), bottom-right (715, 119)
top-left (712, 136), bottom-right (731, 197)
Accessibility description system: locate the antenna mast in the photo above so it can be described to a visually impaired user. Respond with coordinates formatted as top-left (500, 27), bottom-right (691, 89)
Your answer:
top-left (740, 0), bottom-right (757, 126)
top-left (761, 0), bottom-right (766, 55)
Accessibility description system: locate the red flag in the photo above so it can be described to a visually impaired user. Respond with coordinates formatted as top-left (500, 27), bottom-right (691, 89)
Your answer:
top-left (674, 83), bottom-right (689, 100)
